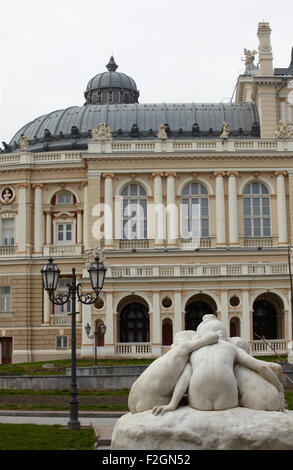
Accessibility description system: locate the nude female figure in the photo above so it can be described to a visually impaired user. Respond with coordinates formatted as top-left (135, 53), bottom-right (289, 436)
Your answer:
top-left (152, 315), bottom-right (284, 415)
top-left (128, 329), bottom-right (219, 414)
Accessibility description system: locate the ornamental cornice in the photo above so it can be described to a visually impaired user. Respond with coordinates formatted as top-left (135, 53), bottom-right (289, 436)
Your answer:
top-left (213, 171), bottom-right (226, 177)
top-left (275, 171), bottom-right (287, 176)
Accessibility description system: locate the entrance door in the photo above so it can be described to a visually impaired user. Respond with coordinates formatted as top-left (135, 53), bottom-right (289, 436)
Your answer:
top-left (120, 302), bottom-right (149, 343)
top-left (0, 338), bottom-right (12, 364)
top-left (185, 301), bottom-right (215, 331)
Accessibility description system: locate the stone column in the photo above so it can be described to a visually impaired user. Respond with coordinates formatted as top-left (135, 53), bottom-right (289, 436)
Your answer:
top-left (152, 292), bottom-right (161, 355)
top-left (275, 171), bottom-right (288, 245)
top-left (33, 184), bottom-right (43, 253)
top-left (103, 174), bottom-right (114, 248)
top-left (81, 303), bottom-right (92, 357)
top-left (287, 171), bottom-right (293, 246)
top-left (43, 289), bottom-right (51, 325)
top-left (220, 291), bottom-right (229, 334)
top-left (77, 210), bottom-right (83, 244)
top-left (104, 291), bottom-right (115, 354)
top-left (17, 184), bottom-right (27, 253)
top-left (214, 172), bottom-right (226, 246)
top-left (45, 212), bottom-right (52, 245)
top-left (241, 291), bottom-right (251, 344)
top-left (227, 172), bottom-right (238, 245)
top-left (174, 291), bottom-right (183, 335)
top-left (166, 172), bottom-right (177, 246)
top-left (82, 183), bottom-right (89, 250)
top-left (87, 171), bottom-right (102, 249)
top-left (152, 173), bottom-right (164, 245)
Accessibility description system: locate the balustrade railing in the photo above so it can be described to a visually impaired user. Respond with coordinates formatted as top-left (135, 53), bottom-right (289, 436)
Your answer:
top-left (0, 246), bottom-right (16, 256)
top-left (43, 244), bottom-right (82, 256)
top-left (53, 314), bottom-right (72, 326)
top-left (119, 239), bottom-right (150, 250)
top-left (115, 343), bottom-right (151, 356)
top-left (109, 262), bottom-right (289, 278)
top-left (252, 339), bottom-right (287, 356)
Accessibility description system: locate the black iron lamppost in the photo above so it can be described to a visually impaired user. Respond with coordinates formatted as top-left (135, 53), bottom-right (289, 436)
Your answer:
top-left (41, 256), bottom-right (106, 430)
top-left (85, 322), bottom-right (107, 367)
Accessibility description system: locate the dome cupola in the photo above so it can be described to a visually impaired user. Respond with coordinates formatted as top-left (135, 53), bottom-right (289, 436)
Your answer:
top-left (84, 56), bottom-right (139, 105)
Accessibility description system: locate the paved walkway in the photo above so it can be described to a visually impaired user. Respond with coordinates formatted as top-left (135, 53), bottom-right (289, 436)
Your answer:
top-left (0, 410), bottom-right (124, 449)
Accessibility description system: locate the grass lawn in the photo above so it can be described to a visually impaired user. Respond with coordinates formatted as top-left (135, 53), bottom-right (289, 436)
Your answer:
top-left (0, 388), bottom-right (130, 412)
top-left (0, 358), bottom-right (154, 376)
top-left (0, 423), bottom-right (96, 450)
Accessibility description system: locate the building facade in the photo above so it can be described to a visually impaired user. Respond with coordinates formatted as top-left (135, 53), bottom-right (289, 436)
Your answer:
top-left (0, 22), bottom-right (293, 363)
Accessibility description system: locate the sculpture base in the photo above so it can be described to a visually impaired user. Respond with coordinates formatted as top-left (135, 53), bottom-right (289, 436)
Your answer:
top-left (111, 406), bottom-right (293, 450)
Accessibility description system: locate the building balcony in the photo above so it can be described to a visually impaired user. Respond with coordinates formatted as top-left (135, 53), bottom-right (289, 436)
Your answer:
top-left (118, 239), bottom-right (150, 250)
top-left (243, 237), bottom-right (276, 248)
top-left (43, 244), bottom-right (82, 257)
top-left (252, 339), bottom-right (287, 356)
top-left (0, 246), bottom-right (16, 256)
top-left (107, 262), bottom-right (289, 279)
top-left (52, 314), bottom-right (72, 326)
top-left (115, 343), bottom-right (151, 356)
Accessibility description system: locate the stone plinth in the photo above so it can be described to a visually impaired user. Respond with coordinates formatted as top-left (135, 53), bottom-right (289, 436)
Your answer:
top-left (111, 406), bottom-right (293, 450)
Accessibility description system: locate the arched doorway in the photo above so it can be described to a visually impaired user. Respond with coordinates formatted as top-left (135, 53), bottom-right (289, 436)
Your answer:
top-left (185, 294), bottom-right (217, 331)
top-left (230, 317), bottom-right (240, 337)
top-left (252, 293), bottom-right (284, 340)
top-left (162, 319), bottom-right (173, 346)
top-left (119, 300), bottom-right (150, 343)
top-left (95, 321), bottom-right (105, 347)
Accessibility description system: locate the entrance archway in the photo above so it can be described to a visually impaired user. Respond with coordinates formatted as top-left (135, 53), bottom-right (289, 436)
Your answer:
top-left (95, 320), bottom-right (105, 347)
top-left (230, 317), bottom-right (240, 337)
top-left (252, 293), bottom-right (284, 340)
top-left (162, 319), bottom-right (173, 345)
top-left (118, 296), bottom-right (150, 343)
top-left (185, 294), bottom-right (217, 331)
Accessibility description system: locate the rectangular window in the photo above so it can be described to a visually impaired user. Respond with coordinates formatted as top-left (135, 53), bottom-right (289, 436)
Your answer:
top-left (57, 279), bottom-right (71, 314)
top-left (2, 219), bottom-right (14, 246)
top-left (57, 223), bottom-right (73, 243)
top-left (56, 336), bottom-right (68, 349)
top-left (0, 286), bottom-right (11, 312)
top-left (57, 193), bottom-right (72, 204)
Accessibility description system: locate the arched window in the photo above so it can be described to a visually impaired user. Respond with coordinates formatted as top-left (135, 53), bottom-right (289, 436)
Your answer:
top-left (162, 319), bottom-right (173, 346)
top-left (121, 184), bottom-right (147, 239)
top-left (119, 302), bottom-right (149, 343)
top-left (181, 183), bottom-right (209, 239)
top-left (243, 182), bottom-right (271, 237)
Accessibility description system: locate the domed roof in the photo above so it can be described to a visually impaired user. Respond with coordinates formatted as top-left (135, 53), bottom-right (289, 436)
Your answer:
top-left (84, 56), bottom-right (139, 105)
top-left (6, 102), bottom-right (260, 153)
top-left (86, 56), bottom-right (138, 92)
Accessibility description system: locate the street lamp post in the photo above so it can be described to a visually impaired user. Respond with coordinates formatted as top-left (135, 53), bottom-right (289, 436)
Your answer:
top-left (41, 256), bottom-right (106, 430)
top-left (85, 322), bottom-right (107, 367)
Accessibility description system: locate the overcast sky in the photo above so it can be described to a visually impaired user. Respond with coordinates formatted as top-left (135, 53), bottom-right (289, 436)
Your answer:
top-left (0, 0), bottom-right (292, 144)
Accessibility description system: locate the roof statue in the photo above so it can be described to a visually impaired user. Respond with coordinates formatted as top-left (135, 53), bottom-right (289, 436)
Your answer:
top-left (91, 122), bottom-right (112, 141)
top-left (274, 120), bottom-right (293, 139)
top-left (20, 135), bottom-right (29, 151)
top-left (157, 124), bottom-right (168, 140)
top-left (220, 121), bottom-right (231, 139)
top-left (243, 48), bottom-right (258, 67)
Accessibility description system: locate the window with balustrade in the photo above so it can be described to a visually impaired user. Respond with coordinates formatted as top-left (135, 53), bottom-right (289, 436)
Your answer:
top-left (121, 184), bottom-right (147, 239)
top-left (56, 279), bottom-right (72, 314)
top-left (1, 218), bottom-right (14, 246)
top-left (0, 286), bottom-right (11, 313)
top-left (243, 182), bottom-right (271, 237)
top-left (56, 223), bottom-right (74, 243)
top-left (181, 183), bottom-right (209, 239)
